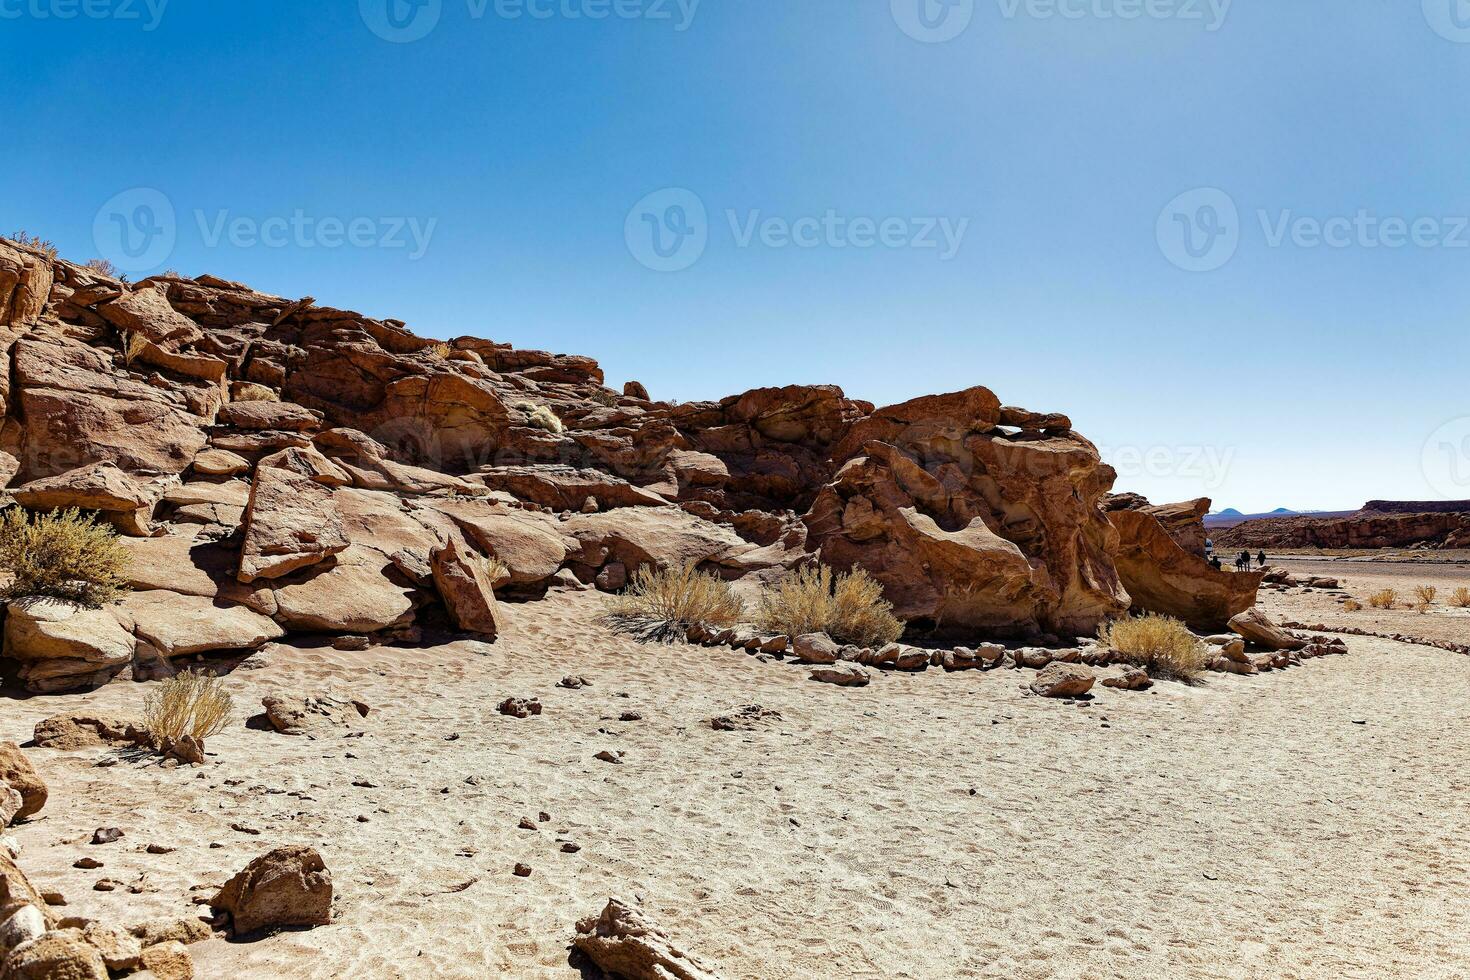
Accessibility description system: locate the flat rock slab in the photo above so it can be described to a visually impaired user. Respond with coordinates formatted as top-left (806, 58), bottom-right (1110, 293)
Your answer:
top-left (260, 695), bottom-right (370, 735)
top-left (122, 590), bottom-right (284, 657)
top-left (238, 468), bottom-right (349, 583)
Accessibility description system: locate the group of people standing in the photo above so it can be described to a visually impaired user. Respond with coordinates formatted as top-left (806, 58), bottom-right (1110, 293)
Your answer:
top-left (1210, 550), bottom-right (1267, 572)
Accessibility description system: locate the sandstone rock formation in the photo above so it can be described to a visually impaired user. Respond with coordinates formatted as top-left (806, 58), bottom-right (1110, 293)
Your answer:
top-left (0, 238), bottom-right (1259, 690)
top-left (1103, 500), bottom-right (1261, 631)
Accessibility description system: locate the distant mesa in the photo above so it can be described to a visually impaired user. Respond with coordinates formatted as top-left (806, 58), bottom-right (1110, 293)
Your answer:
top-left (1214, 500), bottom-right (1470, 550)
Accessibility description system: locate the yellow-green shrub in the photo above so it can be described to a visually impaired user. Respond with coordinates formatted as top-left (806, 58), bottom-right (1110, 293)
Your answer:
top-left (143, 671), bottom-right (233, 747)
top-left (1100, 613), bottom-right (1208, 682)
top-left (610, 563), bottom-right (744, 640)
top-left (756, 565), bottom-right (903, 648)
top-left (0, 507), bottom-right (130, 608)
top-left (1367, 588), bottom-right (1398, 609)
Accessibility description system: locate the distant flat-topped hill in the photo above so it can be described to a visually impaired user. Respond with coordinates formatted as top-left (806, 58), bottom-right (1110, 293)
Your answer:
top-left (1214, 501), bottom-right (1470, 550)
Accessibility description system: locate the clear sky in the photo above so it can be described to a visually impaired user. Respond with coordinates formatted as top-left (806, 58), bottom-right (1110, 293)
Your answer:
top-left (4, 0), bottom-right (1468, 513)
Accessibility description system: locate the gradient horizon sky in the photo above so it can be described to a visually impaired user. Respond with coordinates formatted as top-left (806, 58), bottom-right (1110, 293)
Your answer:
top-left (4, 0), bottom-right (1468, 513)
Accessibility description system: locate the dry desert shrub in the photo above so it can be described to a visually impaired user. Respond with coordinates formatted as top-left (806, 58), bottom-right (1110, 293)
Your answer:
top-left (426, 341), bottom-right (453, 359)
top-left (9, 230), bottom-right (57, 258)
top-left (1367, 588), bottom-right (1398, 609)
top-left (143, 671), bottom-right (233, 746)
top-left (118, 328), bottom-right (149, 368)
top-left (1342, 599), bottom-right (1363, 612)
top-left (756, 565), bottom-right (904, 648)
top-left (482, 554), bottom-right (510, 588)
top-left (0, 507), bottom-right (130, 608)
top-left (513, 401), bottom-right (564, 434)
top-left (84, 257), bottom-right (119, 277)
top-left (1099, 613), bottom-right (1208, 683)
top-left (1414, 585), bottom-right (1438, 606)
top-left (587, 388), bottom-right (620, 407)
top-left (1453, 587), bottom-right (1470, 608)
top-left (609, 563), bottom-right (744, 640)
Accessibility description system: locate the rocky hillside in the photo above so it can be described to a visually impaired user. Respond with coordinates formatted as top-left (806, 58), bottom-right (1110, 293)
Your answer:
top-left (1215, 506), bottom-right (1470, 550)
top-left (0, 236), bottom-right (1257, 693)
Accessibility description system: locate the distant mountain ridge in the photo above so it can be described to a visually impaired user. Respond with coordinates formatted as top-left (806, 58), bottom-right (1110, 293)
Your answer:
top-left (1205, 507), bottom-right (1339, 529)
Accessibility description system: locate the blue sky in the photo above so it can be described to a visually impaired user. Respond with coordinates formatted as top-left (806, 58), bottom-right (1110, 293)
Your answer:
top-left (4, 0), bottom-right (1468, 512)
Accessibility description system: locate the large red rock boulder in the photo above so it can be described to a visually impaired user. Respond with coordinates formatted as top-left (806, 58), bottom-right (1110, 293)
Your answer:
top-left (806, 389), bottom-right (1128, 638)
top-left (430, 532), bottom-right (501, 636)
top-left (1106, 506), bottom-right (1260, 631)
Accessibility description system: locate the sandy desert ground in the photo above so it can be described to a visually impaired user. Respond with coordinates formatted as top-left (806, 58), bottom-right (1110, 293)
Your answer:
top-left (1262, 555), bottom-right (1470, 646)
top-left (2, 587), bottom-right (1469, 979)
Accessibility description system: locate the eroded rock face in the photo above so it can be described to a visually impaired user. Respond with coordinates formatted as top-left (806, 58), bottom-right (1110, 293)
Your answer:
top-left (806, 389), bottom-right (1128, 637)
top-left (1106, 505), bottom-right (1261, 632)
top-left (430, 533), bottom-right (501, 636)
top-left (0, 237), bottom-right (1254, 674)
top-left (0, 744), bottom-right (47, 820)
top-left (0, 241), bottom-right (54, 328)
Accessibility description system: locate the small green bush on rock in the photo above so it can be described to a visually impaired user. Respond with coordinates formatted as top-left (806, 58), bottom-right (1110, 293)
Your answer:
top-left (0, 507), bottom-right (131, 608)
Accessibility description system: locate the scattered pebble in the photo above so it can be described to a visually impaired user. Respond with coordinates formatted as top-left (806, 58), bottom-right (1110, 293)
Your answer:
top-left (512, 863), bottom-right (532, 878)
top-left (91, 828), bottom-right (124, 845)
